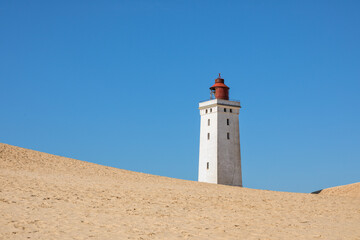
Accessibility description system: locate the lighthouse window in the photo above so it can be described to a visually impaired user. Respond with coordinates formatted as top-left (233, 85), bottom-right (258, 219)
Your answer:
top-left (207, 162), bottom-right (209, 170)
top-left (227, 132), bottom-right (230, 139)
top-left (208, 119), bottom-right (210, 126)
top-left (224, 108), bottom-right (227, 112)
top-left (206, 109), bottom-right (208, 114)
top-left (207, 133), bottom-right (210, 140)
top-left (227, 119), bottom-right (229, 125)
top-left (210, 108), bottom-right (212, 113)
top-left (230, 109), bottom-right (233, 113)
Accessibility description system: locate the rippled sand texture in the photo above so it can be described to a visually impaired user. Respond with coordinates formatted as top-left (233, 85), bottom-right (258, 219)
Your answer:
top-left (319, 182), bottom-right (360, 198)
top-left (1, 143), bottom-right (359, 239)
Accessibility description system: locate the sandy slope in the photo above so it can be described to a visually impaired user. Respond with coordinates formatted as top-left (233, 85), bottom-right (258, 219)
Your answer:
top-left (0, 143), bottom-right (359, 240)
top-left (319, 182), bottom-right (360, 198)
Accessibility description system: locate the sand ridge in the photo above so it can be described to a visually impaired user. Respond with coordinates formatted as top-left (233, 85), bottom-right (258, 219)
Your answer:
top-left (0, 143), bottom-right (360, 239)
top-left (318, 182), bottom-right (360, 198)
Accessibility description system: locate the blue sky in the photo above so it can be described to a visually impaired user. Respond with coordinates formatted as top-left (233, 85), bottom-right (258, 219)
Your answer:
top-left (1, 0), bottom-right (359, 193)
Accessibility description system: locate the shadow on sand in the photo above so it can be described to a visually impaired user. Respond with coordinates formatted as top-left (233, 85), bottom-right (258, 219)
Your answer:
top-left (311, 189), bottom-right (323, 194)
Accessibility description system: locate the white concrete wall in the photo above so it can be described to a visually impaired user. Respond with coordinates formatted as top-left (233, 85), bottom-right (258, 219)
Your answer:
top-left (217, 106), bottom-right (242, 186)
top-left (198, 105), bottom-right (218, 183)
top-left (198, 99), bottom-right (242, 186)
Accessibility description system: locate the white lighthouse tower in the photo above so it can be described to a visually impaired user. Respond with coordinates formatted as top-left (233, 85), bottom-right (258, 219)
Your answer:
top-left (198, 74), bottom-right (242, 187)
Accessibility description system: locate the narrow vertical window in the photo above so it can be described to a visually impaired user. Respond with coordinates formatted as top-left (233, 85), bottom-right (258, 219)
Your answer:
top-left (206, 109), bottom-right (208, 113)
top-left (224, 108), bottom-right (227, 112)
top-left (210, 108), bottom-right (212, 113)
top-left (207, 133), bottom-right (210, 140)
top-left (207, 162), bottom-right (209, 170)
top-left (227, 119), bottom-right (229, 125)
top-left (208, 119), bottom-right (210, 126)
top-left (227, 132), bottom-right (230, 139)
top-left (230, 109), bottom-right (233, 113)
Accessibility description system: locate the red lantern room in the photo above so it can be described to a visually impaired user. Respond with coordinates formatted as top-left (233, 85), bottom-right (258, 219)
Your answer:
top-left (210, 73), bottom-right (229, 100)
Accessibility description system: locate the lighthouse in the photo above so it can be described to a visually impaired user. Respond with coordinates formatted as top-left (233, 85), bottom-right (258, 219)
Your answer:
top-left (198, 74), bottom-right (242, 187)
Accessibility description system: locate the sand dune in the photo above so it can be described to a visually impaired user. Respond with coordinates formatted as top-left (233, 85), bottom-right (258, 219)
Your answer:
top-left (0, 143), bottom-right (359, 239)
top-left (318, 182), bottom-right (360, 198)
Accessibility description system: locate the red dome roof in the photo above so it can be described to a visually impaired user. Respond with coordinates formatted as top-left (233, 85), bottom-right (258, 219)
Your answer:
top-left (209, 73), bottom-right (230, 100)
top-left (210, 82), bottom-right (229, 90)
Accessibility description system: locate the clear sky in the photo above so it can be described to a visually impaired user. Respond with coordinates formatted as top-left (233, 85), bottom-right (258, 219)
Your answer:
top-left (1, 0), bottom-right (359, 193)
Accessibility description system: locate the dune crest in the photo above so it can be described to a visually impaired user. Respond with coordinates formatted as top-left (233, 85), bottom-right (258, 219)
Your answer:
top-left (1, 143), bottom-right (359, 239)
top-left (318, 182), bottom-right (360, 198)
